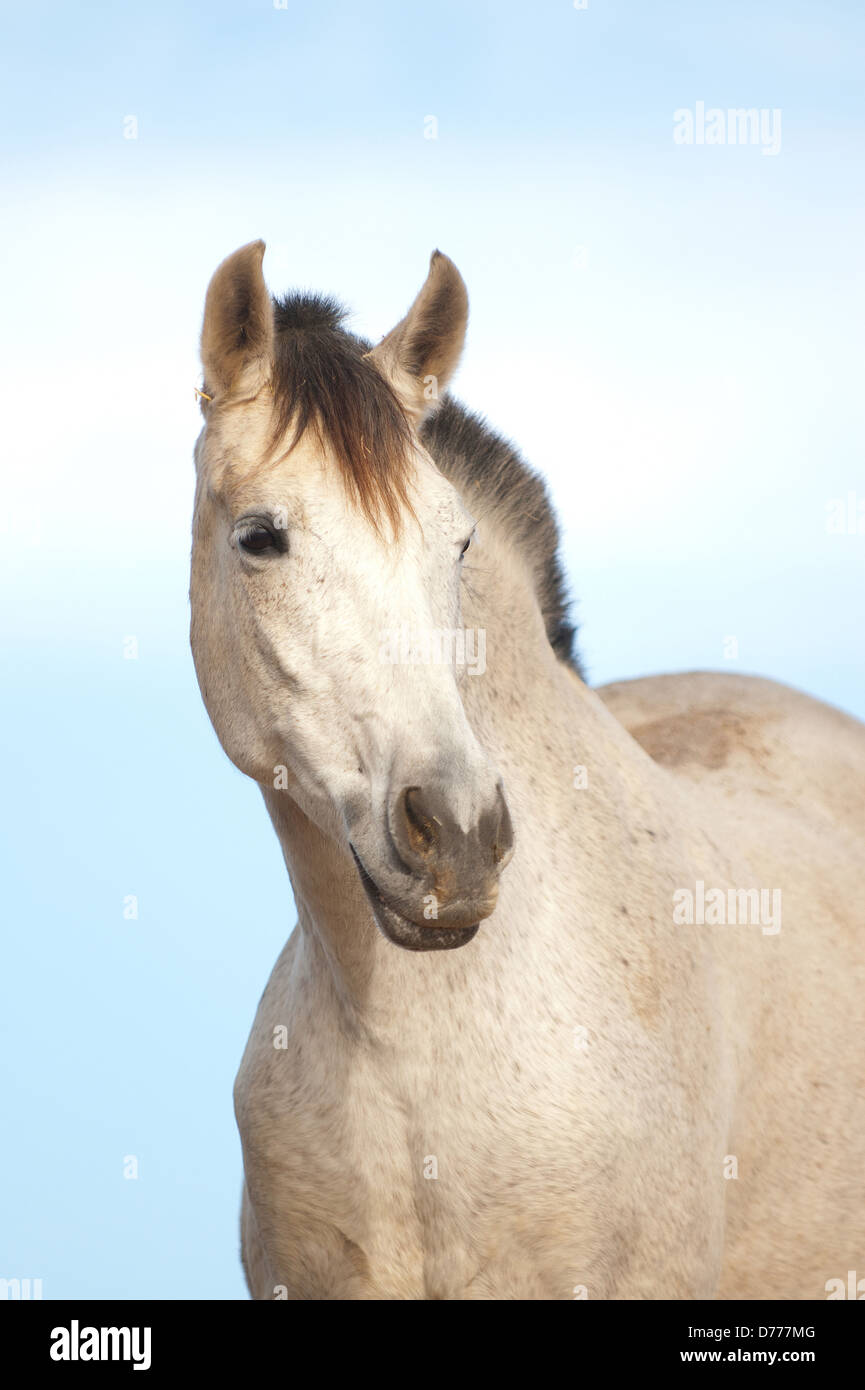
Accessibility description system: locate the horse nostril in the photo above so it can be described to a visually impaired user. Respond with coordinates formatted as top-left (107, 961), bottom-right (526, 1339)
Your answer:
top-left (491, 787), bottom-right (514, 867)
top-left (402, 786), bottom-right (439, 859)
top-left (389, 779), bottom-right (513, 885)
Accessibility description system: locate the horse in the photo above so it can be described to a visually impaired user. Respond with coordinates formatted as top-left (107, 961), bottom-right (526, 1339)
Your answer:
top-left (189, 241), bottom-right (865, 1299)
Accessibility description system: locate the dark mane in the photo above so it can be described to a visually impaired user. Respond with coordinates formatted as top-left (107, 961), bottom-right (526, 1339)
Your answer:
top-left (270, 294), bottom-right (582, 675)
top-left (421, 399), bottom-right (583, 677)
top-left (270, 293), bottom-right (413, 533)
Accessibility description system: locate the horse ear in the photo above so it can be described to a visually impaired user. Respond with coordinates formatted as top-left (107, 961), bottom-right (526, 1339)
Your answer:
top-left (200, 240), bottom-right (272, 397)
top-left (370, 250), bottom-right (468, 423)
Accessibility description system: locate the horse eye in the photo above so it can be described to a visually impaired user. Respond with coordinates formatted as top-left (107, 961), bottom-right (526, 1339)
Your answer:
top-left (238, 526), bottom-right (277, 555)
top-left (459, 534), bottom-right (473, 559)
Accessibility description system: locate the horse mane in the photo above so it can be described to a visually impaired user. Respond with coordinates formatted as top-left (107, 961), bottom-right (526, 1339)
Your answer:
top-left (421, 399), bottom-right (583, 677)
top-left (270, 293), bottom-right (583, 677)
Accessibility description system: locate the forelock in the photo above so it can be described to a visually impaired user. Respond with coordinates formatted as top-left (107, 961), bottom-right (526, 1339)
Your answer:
top-left (267, 293), bottom-right (415, 533)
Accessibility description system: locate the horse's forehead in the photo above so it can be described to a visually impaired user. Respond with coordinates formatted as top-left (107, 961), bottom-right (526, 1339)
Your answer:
top-left (198, 411), bottom-right (324, 505)
top-left (197, 406), bottom-right (457, 537)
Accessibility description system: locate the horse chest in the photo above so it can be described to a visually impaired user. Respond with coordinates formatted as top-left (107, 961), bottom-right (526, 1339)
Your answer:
top-left (237, 1010), bottom-right (710, 1299)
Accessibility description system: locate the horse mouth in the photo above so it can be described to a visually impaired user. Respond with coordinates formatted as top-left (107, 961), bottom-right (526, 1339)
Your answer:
top-left (350, 848), bottom-right (479, 952)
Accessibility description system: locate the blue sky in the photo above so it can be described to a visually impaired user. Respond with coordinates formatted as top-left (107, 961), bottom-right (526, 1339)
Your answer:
top-left (1, 0), bottom-right (863, 1298)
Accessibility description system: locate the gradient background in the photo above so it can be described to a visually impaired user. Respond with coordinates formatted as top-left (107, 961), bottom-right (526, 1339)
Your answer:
top-left (2, 0), bottom-right (863, 1298)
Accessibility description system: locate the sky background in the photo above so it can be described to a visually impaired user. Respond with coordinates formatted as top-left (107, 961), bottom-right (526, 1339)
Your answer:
top-left (1, 0), bottom-right (863, 1299)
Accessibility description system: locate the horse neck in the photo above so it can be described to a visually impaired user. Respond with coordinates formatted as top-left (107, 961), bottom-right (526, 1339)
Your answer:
top-left (259, 526), bottom-right (682, 1023)
top-left (457, 527), bottom-right (666, 826)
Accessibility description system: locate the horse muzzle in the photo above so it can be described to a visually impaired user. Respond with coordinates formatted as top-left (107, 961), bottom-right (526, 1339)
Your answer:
top-left (348, 778), bottom-right (514, 952)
